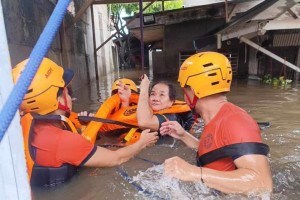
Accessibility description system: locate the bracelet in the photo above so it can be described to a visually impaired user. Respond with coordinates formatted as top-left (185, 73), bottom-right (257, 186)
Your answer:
top-left (200, 167), bottom-right (204, 183)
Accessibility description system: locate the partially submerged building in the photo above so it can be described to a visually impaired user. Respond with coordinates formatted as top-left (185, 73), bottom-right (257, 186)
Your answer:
top-left (124, 0), bottom-right (300, 80)
top-left (3, 0), bottom-right (299, 86)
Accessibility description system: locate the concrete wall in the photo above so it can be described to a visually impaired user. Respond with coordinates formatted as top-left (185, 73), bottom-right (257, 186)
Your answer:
top-left (2, 0), bottom-right (113, 91)
top-left (93, 5), bottom-right (114, 77)
top-left (2, 0), bottom-right (59, 65)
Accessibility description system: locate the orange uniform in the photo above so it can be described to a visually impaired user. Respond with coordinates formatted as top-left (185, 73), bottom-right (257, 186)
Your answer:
top-left (198, 102), bottom-right (263, 171)
top-left (33, 121), bottom-right (96, 167)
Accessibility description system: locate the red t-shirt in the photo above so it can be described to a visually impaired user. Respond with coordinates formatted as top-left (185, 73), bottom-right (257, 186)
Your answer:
top-left (198, 102), bottom-right (262, 171)
top-left (32, 122), bottom-right (96, 167)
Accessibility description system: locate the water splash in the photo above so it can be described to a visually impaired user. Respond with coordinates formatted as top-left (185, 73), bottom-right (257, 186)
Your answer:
top-left (130, 164), bottom-right (218, 199)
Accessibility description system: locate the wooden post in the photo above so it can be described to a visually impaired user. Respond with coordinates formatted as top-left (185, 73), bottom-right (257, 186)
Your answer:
top-left (139, 0), bottom-right (144, 69)
top-left (91, 5), bottom-right (99, 81)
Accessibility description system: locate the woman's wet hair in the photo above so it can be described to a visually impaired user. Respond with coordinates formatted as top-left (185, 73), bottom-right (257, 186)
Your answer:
top-left (151, 81), bottom-right (176, 101)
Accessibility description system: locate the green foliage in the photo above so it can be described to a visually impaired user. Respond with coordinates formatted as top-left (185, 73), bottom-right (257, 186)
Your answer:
top-left (262, 74), bottom-right (292, 87)
top-left (262, 74), bottom-right (272, 84)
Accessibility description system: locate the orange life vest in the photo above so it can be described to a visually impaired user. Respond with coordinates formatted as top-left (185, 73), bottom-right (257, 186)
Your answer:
top-left (70, 91), bottom-right (191, 145)
top-left (80, 93), bottom-right (139, 143)
top-left (20, 113), bottom-right (78, 185)
top-left (78, 99), bottom-right (191, 144)
top-left (100, 100), bottom-right (191, 133)
top-left (98, 100), bottom-right (192, 146)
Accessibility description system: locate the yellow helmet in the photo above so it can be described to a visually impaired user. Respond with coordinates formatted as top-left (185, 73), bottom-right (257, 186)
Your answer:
top-left (12, 58), bottom-right (74, 115)
top-left (111, 78), bottom-right (138, 95)
top-left (178, 52), bottom-right (232, 98)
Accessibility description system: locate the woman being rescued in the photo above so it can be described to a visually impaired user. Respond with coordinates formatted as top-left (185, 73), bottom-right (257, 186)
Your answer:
top-left (137, 74), bottom-right (194, 135)
top-left (77, 75), bottom-right (194, 145)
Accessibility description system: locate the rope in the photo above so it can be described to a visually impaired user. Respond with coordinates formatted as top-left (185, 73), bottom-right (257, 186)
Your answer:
top-left (78, 116), bottom-right (138, 128)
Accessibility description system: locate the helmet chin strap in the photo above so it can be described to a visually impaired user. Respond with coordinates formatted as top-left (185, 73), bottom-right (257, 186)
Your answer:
top-left (183, 88), bottom-right (200, 122)
top-left (58, 88), bottom-right (70, 114)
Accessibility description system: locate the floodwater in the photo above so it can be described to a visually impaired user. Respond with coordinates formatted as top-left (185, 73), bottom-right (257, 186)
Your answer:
top-left (32, 67), bottom-right (300, 200)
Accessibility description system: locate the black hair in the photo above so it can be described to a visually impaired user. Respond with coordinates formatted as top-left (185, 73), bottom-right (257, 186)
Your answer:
top-left (151, 81), bottom-right (176, 101)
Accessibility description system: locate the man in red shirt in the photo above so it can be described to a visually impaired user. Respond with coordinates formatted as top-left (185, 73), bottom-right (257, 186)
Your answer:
top-left (13, 58), bottom-right (158, 186)
top-left (160, 52), bottom-right (272, 195)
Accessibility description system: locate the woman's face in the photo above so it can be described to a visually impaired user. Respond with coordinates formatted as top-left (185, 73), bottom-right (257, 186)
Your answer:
top-left (149, 83), bottom-right (174, 111)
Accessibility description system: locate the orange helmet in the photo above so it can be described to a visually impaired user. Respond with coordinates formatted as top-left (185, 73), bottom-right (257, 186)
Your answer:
top-left (12, 58), bottom-right (74, 115)
top-left (178, 52), bottom-right (232, 98)
top-left (111, 78), bottom-right (138, 95)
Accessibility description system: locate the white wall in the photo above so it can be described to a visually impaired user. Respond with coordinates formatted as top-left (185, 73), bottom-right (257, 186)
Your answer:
top-left (93, 5), bottom-right (114, 77)
top-left (0, 1), bottom-right (31, 198)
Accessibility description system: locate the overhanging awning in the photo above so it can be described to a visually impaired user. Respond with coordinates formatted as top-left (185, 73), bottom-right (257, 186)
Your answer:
top-left (219, 0), bottom-right (300, 41)
top-left (129, 24), bottom-right (164, 44)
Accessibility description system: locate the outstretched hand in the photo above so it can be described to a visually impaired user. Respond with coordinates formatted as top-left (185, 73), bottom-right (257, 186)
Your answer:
top-left (139, 74), bottom-right (150, 93)
top-left (138, 129), bottom-right (159, 148)
top-left (160, 121), bottom-right (186, 140)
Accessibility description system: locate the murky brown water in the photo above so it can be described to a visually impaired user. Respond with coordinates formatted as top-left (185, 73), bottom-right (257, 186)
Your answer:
top-left (32, 68), bottom-right (300, 200)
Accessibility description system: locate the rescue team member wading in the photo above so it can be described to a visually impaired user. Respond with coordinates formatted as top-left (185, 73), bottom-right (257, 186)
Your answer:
top-left (160, 52), bottom-right (273, 195)
top-left (12, 58), bottom-right (158, 186)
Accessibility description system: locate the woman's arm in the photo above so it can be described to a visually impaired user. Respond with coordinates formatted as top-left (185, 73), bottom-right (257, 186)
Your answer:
top-left (137, 74), bottom-right (160, 130)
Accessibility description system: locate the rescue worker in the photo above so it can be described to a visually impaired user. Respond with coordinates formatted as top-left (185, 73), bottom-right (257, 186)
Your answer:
top-left (111, 78), bottom-right (139, 108)
top-left (160, 52), bottom-right (273, 195)
top-left (12, 58), bottom-right (158, 186)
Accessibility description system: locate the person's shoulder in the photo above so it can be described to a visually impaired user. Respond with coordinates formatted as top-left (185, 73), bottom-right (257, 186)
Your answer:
top-left (34, 121), bottom-right (62, 132)
top-left (223, 112), bottom-right (257, 130)
top-left (220, 106), bottom-right (261, 143)
top-left (60, 128), bottom-right (92, 145)
top-left (223, 102), bottom-right (247, 114)
top-left (222, 103), bottom-right (254, 122)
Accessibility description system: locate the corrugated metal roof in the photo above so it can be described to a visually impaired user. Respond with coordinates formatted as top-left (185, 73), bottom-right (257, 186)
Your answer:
top-left (273, 30), bottom-right (300, 47)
